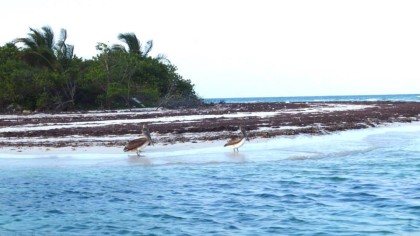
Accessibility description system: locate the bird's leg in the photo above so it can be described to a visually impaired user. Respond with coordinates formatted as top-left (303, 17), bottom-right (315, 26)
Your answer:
top-left (136, 150), bottom-right (141, 157)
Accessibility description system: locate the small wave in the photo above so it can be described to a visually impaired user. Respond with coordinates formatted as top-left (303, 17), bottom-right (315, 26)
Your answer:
top-left (117, 229), bottom-right (132, 234)
top-left (45, 209), bottom-right (65, 214)
top-left (287, 155), bottom-right (320, 160)
top-left (137, 212), bottom-right (185, 221)
top-left (288, 216), bottom-right (308, 223)
top-left (407, 205), bottom-right (420, 210)
top-left (254, 193), bottom-right (282, 199)
top-left (317, 176), bottom-right (348, 182)
top-left (339, 192), bottom-right (379, 202)
top-left (160, 213), bottom-right (187, 220)
top-left (109, 197), bottom-right (125, 203)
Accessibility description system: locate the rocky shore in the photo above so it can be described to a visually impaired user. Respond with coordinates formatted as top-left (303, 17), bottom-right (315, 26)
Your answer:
top-left (0, 101), bottom-right (419, 149)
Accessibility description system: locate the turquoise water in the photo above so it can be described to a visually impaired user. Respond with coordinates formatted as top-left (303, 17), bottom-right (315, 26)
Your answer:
top-left (205, 94), bottom-right (420, 103)
top-left (1, 123), bottom-right (419, 235)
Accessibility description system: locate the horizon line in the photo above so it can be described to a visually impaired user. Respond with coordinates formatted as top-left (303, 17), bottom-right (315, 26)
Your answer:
top-left (203, 93), bottom-right (420, 100)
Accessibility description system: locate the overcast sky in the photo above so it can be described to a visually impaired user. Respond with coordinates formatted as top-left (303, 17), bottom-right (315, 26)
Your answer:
top-left (1, 0), bottom-right (420, 98)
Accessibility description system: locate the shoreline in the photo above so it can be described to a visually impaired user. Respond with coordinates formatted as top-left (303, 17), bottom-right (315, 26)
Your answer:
top-left (0, 101), bottom-right (419, 153)
top-left (1, 122), bottom-right (419, 167)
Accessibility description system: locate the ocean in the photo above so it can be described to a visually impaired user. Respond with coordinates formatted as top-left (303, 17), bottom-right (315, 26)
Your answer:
top-left (0, 95), bottom-right (419, 235)
top-left (205, 93), bottom-right (420, 103)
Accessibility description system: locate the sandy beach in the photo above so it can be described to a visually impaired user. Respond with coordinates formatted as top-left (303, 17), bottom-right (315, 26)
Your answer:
top-left (1, 101), bottom-right (419, 155)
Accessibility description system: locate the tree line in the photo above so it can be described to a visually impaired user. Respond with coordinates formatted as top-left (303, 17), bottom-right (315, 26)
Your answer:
top-left (0, 26), bottom-right (202, 112)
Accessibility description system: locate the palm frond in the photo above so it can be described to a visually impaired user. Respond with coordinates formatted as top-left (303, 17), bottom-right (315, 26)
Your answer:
top-left (41, 26), bottom-right (55, 50)
top-left (111, 44), bottom-right (127, 53)
top-left (28, 28), bottom-right (45, 48)
top-left (56, 29), bottom-right (67, 51)
top-left (118, 33), bottom-right (141, 55)
top-left (13, 37), bottom-right (37, 50)
top-left (65, 44), bottom-right (74, 59)
top-left (156, 53), bottom-right (171, 64)
top-left (143, 40), bottom-right (153, 57)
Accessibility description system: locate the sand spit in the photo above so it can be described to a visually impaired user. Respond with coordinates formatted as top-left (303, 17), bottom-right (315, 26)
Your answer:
top-left (0, 101), bottom-right (419, 149)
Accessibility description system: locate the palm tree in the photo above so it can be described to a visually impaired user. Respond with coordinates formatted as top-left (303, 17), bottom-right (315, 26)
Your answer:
top-left (112, 32), bottom-right (171, 64)
top-left (112, 32), bottom-right (153, 57)
top-left (55, 29), bottom-right (74, 71)
top-left (14, 26), bottom-right (73, 71)
top-left (14, 26), bottom-right (77, 110)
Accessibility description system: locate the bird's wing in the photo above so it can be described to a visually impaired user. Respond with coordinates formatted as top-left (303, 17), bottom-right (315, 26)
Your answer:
top-left (224, 138), bottom-right (242, 147)
top-left (124, 137), bottom-right (148, 151)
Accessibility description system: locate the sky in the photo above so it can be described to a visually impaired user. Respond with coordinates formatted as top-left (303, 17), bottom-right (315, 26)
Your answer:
top-left (1, 0), bottom-right (420, 98)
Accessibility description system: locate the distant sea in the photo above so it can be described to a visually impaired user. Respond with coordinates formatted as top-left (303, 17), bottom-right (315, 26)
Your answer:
top-left (205, 94), bottom-right (420, 103)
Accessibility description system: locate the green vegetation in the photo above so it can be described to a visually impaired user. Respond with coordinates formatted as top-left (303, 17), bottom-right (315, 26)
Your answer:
top-left (0, 26), bottom-right (201, 112)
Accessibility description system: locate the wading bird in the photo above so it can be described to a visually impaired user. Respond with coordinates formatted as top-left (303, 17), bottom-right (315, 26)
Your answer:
top-left (224, 126), bottom-right (249, 152)
top-left (124, 124), bottom-right (154, 156)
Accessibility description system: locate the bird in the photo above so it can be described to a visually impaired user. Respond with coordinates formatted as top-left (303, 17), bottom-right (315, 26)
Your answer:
top-left (366, 118), bottom-right (376, 127)
top-left (224, 126), bottom-right (249, 152)
top-left (124, 124), bottom-right (154, 156)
